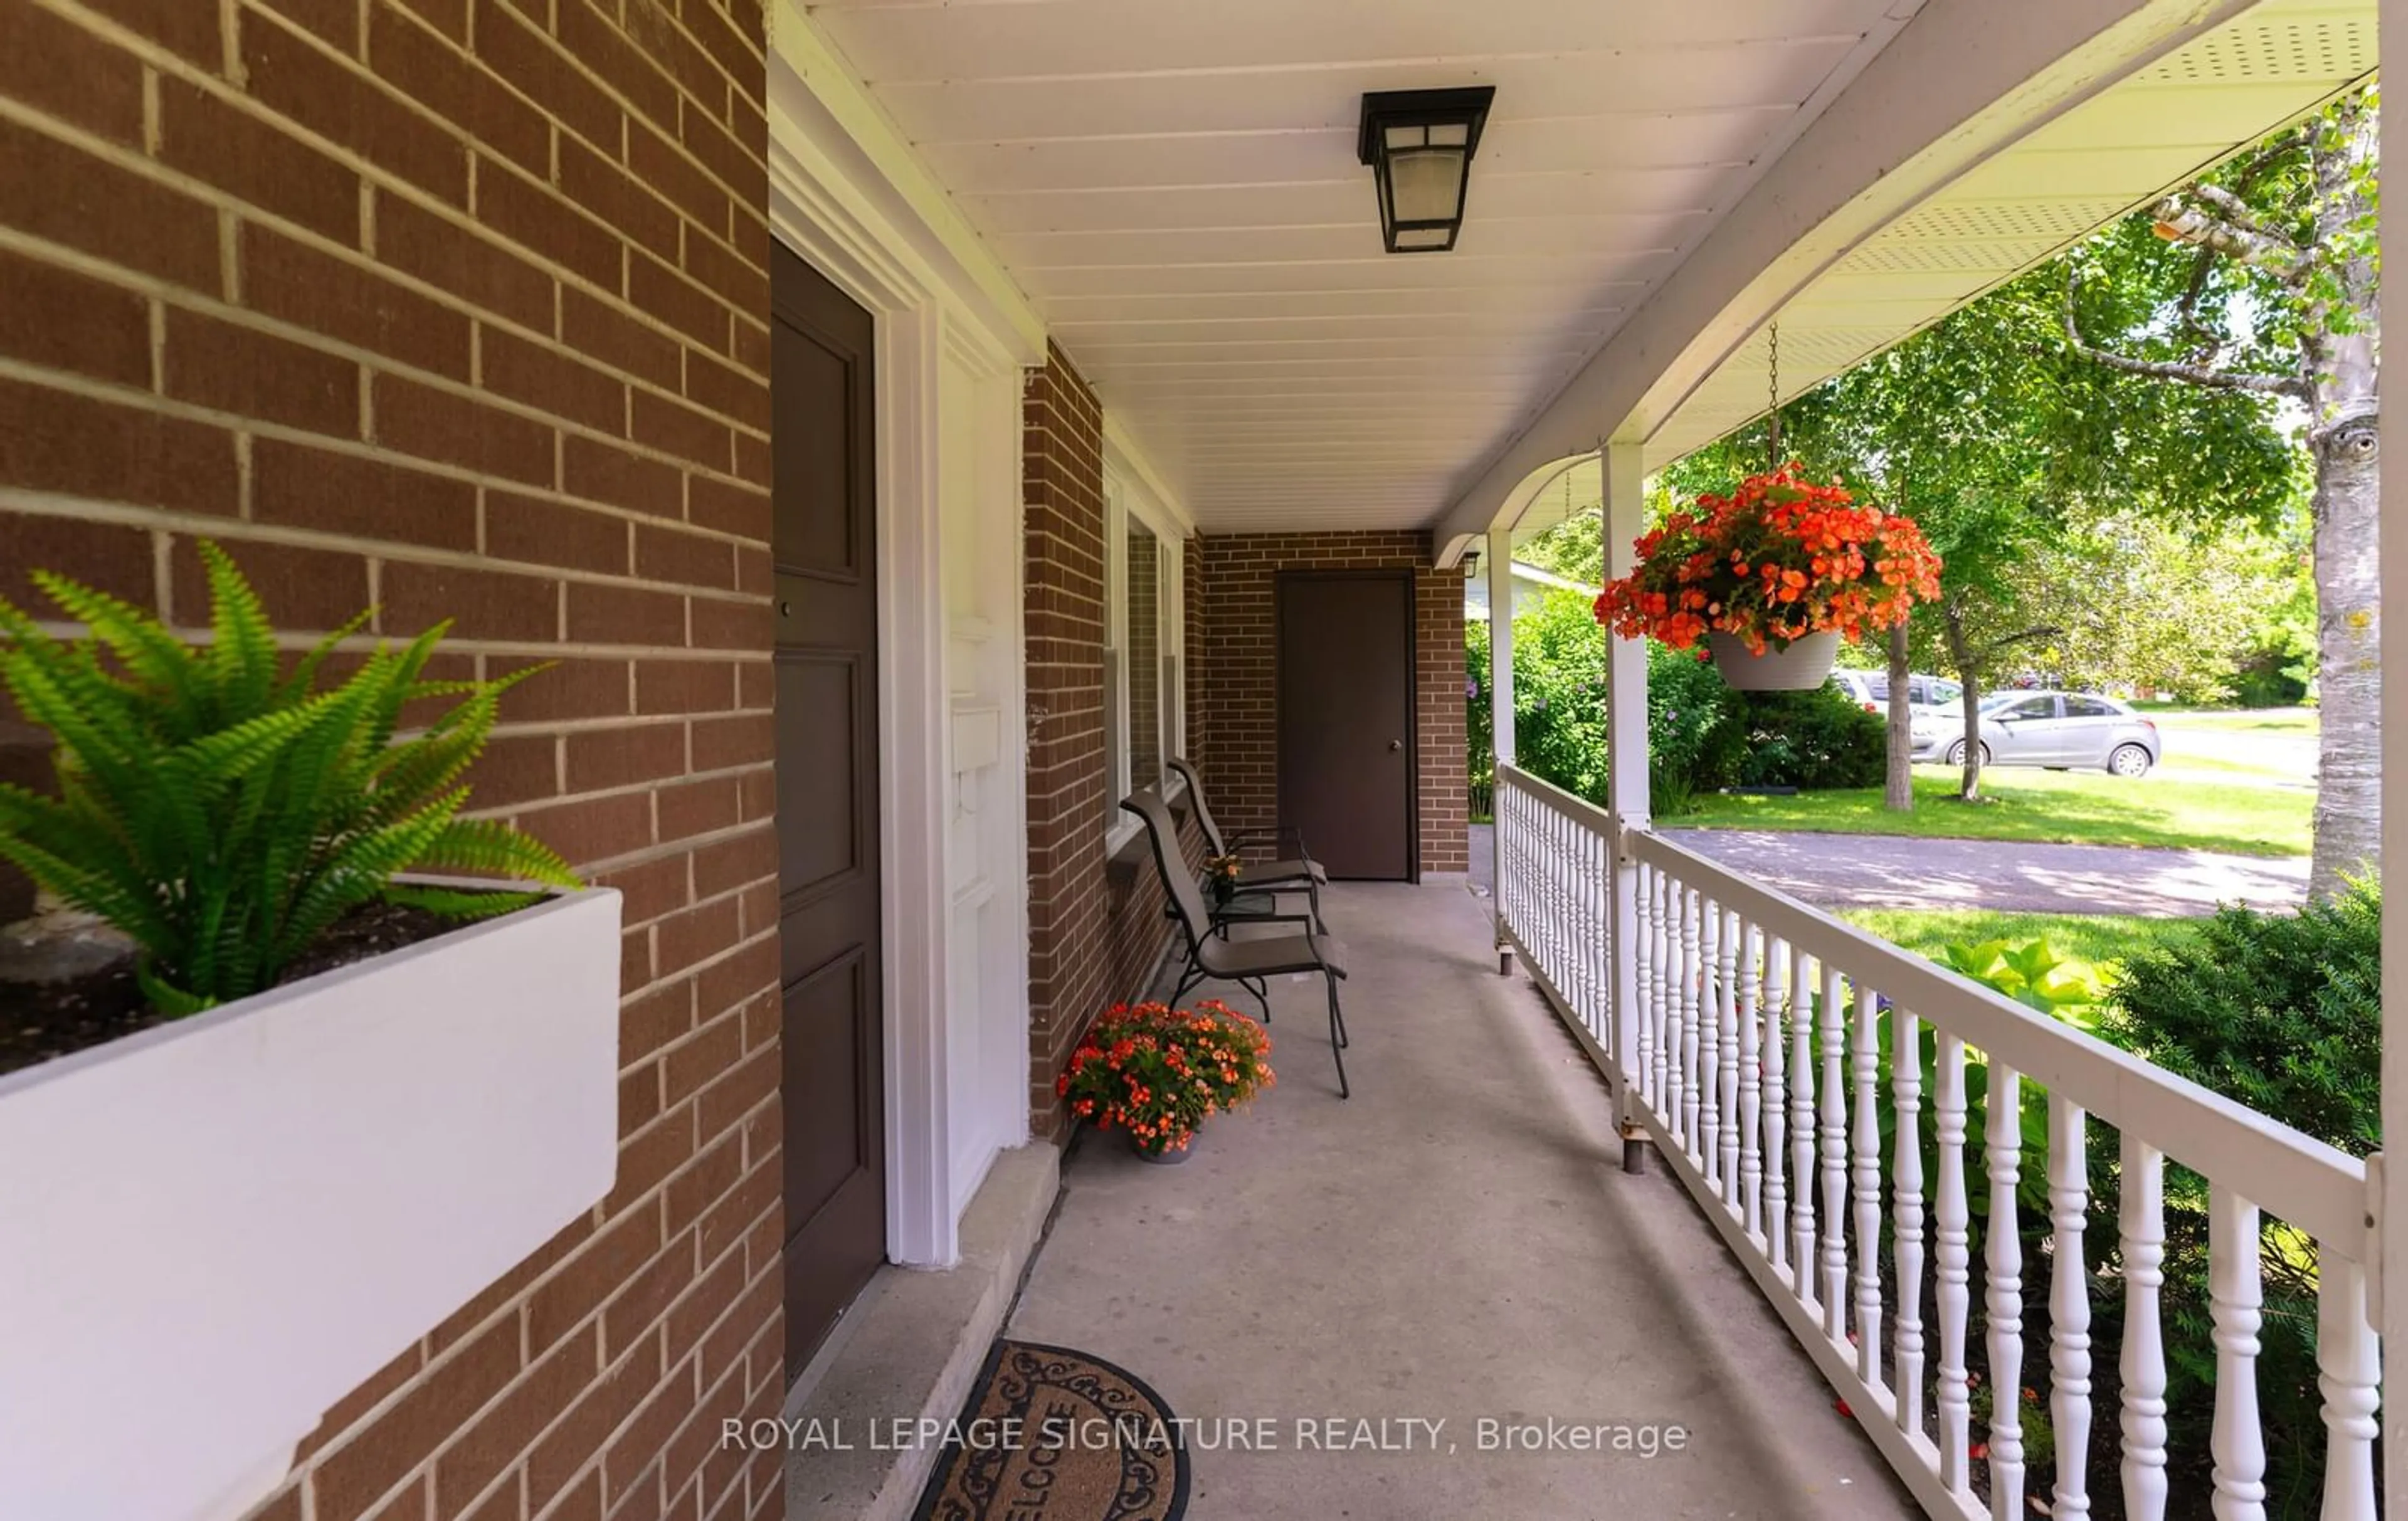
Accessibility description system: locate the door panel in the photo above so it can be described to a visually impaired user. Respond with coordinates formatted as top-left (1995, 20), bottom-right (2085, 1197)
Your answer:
top-left (773, 246), bottom-right (885, 1378)
top-left (1275, 571), bottom-right (1415, 880)
top-left (1989, 695), bottom-right (2061, 762)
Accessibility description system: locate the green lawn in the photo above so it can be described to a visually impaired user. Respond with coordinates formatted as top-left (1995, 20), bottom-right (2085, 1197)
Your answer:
top-left (1839, 907), bottom-right (2197, 965)
top-left (1678, 769), bottom-right (2310, 856)
top-left (2146, 706), bottom-right (2318, 736)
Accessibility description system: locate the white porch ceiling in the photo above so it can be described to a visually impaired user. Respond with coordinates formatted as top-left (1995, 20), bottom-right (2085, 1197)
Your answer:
top-left (1622, 0), bottom-right (2375, 493)
top-left (807, 0), bottom-right (1931, 531)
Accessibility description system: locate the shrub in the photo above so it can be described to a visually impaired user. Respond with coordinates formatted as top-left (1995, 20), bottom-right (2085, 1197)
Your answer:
top-left (1722, 686), bottom-right (1887, 790)
top-left (2104, 881), bottom-right (2379, 1155)
top-left (0, 544), bottom-right (579, 1013)
top-left (1462, 592), bottom-right (1884, 813)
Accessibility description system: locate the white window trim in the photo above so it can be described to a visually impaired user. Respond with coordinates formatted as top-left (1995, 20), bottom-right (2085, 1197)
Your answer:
top-left (1102, 463), bottom-right (1187, 855)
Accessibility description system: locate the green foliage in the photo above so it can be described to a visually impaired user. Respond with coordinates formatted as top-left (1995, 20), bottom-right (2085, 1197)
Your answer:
top-left (1464, 596), bottom-right (1882, 814)
top-left (1508, 589), bottom-right (1612, 804)
top-left (0, 543), bottom-right (579, 1014)
top-left (1935, 937), bottom-right (2111, 1025)
top-left (1714, 687), bottom-right (1886, 791)
top-left (2104, 880), bottom-right (2380, 1155)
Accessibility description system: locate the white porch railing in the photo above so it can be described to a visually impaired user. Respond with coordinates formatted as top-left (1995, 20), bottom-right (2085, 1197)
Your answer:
top-left (1493, 763), bottom-right (2380, 1521)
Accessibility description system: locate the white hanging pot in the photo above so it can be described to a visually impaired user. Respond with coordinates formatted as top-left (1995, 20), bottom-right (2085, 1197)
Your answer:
top-left (1710, 629), bottom-right (1840, 691)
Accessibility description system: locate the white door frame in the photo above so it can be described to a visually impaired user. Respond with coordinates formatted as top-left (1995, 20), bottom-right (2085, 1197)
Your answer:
top-left (766, 28), bottom-right (1043, 1268)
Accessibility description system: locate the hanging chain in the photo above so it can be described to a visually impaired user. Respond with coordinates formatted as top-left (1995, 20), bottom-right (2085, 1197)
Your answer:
top-left (1766, 321), bottom-right (1782, 470)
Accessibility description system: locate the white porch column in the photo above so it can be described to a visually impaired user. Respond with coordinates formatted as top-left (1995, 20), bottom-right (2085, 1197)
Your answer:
top-left (1600, 441), bottom-right (1650, 1171)
top-left (2379, 0), bottom-right (2404, 1502)
top-left (1486, 526), bottom-right (1516, 972)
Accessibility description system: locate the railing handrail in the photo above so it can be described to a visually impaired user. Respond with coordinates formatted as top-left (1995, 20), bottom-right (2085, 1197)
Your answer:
top-left (1620, 824), bottom-right (2367, 1249)
top-left (1495, 761), bottom-right (1612, 836)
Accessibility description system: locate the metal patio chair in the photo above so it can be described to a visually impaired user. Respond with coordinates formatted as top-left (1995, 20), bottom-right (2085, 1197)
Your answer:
top-left (1122, 789), bottom-right (1354, 1098)
top-left (1166, 755), bottom-right (1327, 932)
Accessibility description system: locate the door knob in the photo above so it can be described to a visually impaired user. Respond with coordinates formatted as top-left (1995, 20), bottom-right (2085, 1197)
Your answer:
top-left (1388, 739), bottom-right (1402, 752)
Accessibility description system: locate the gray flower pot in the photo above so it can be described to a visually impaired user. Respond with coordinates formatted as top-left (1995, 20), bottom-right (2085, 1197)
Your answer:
top-left (1709, 629), bottom-right (1840, 692)
top-left (1131, 1127), bottom-right (1197, 1164)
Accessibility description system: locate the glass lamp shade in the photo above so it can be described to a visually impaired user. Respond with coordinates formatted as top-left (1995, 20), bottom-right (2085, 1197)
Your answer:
top-left (1359, 88), bottom-right (1494, 253)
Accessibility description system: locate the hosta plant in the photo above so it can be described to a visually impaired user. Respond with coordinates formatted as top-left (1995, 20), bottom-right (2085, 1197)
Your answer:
top-left (0, 542), bottom-right (579, 1014)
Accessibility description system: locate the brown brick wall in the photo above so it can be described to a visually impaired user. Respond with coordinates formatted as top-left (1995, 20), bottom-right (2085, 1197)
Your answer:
top-left (1020, 345), bottom-right (1197, 1135)
top-left (0, 2), bottom-right (783, 1518)
top-left (1192, 532), bottom-right (1469, 877)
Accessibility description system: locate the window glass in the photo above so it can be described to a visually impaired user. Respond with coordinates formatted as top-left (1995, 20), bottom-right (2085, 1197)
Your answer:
top-left (1930, 678), bottom-right (1962, 705)
top-left (2064, 695), bottom-right (2117, 718)
top-left (2002, 697), bottom-right (2058, 721)
top-left (1126, 519), bottom-right (1161, 794)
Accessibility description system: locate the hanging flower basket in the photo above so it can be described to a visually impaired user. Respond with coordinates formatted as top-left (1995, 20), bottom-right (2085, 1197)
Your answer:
top-left (1594, 465), bottom-right (1941, 692)
top-left (1709, 629), bottom-right (1841, 690)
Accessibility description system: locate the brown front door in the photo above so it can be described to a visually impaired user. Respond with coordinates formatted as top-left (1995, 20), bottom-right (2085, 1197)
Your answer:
top-left (772, 246), bottom-right (885, 1376)
top-left (1276, 570), bottom-right (1416, 880)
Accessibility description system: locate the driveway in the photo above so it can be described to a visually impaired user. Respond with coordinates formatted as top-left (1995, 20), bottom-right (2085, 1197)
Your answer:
top-left (1467, 823), bottom-right (2306, 915)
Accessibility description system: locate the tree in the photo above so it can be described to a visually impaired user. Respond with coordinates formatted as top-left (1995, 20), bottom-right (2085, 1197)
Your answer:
top-left (2063, 88), bottom-right (2377, 897)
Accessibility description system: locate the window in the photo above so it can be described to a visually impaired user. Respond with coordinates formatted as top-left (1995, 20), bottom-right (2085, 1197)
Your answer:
top-left (2064, 695), bottom-right (2117, 718)
top-left (2000, 696), bottom-right (2059, 722)
top-left (1102, 470), bottom-right (1185, 842)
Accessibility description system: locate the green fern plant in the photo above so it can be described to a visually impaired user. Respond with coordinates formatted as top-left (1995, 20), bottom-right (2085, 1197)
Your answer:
top-left (0, 542), bottom-right (579, 1014)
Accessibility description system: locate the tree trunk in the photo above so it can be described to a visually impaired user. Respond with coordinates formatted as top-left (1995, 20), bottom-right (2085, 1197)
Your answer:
top-left (2299, 102), bottom-right (2379, 901)
top-left (2306, 416), bottom-right (2380, 897)
top-left (1943, 603), bottom-right (1985, 801)
top-left (1884, 621), bottom-right (1913, 811)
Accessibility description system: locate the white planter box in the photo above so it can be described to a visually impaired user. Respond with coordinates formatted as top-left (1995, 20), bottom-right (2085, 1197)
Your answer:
top-left (0, 887), bottom-right (623, 1521)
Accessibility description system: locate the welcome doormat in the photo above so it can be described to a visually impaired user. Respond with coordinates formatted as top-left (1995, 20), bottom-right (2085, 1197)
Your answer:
top-left (911, 1340), bottom-right (1191, 1521)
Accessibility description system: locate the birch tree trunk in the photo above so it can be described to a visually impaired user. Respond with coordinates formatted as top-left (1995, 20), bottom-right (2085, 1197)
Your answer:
top-left (2301, 107), bottom-right (2380, 900)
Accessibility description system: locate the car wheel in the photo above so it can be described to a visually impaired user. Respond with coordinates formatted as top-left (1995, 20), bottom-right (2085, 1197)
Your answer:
top-left (2108, 743), bottom-right (2153, 778)
top-left (1945, 740), bottom-right (1992, 767)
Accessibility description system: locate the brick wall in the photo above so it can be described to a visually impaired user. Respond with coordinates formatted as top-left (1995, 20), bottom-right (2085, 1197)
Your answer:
top-left (0, 2), bottom-right (784, 1519)
top-left (1021, 345), bottom-right (1107, 1134)
top-left (1183, 538), bottom-right (1208, 766)
top-left (1192, 532), bottom-right (1469, 877)
top-left (1020, 345), bottom-right (1197, 1135)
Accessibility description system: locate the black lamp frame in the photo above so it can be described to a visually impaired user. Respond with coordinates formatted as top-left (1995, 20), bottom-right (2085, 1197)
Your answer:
top-left (1356, 86), bottom-right (1497, 254)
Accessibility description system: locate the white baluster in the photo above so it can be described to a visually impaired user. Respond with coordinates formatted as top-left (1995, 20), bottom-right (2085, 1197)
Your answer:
top-left (1679, 887), bottom-right (1701, 1154)
top-left (2119, 1137), bottom-right (2168, 1521)
top-left (1584, 828), bottom-right (1603, 1038)
top-left (1891, 1005), bottom-right (1925, 1436)
top-left (1985, 1063), bottom-right (2025, 1517)
top-left (1761, 936), bottom-right (1790, 1278)
top-left (1819, 960), bottom-right (1848, 1340)
top-left (1736, 918), bottom-right (1762, 1238)
top-left (2048, 1095), bottom-right (2091, 1520)
top-left (1659, 877), bottom-right (1681, 1142)
top-left (1790, 947), bottom-right (1819, 1312)
top-left (1718, 906), bottom-right (1742, 1209)
top-left (1696, 897), bottom-right (1721, 1181)
top-left (1851, 980), bottom-right (1882, 1389)
top-left (1651, 868), bottom-right (1672, 1120)
top-left (2209, 1187), bottom-right (2266, 1521)
top-left (1935, 1033), bottom-right (1972, 1497)
top-left (1633, 862), bottom-right (1655, 1112)
top-left (2315, 1254), bottom-right (2379, 1521)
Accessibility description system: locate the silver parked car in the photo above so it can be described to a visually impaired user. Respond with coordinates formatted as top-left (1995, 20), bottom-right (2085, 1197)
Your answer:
top-left (1829, 668), bottom-right (1963, 715)
top-left (1910, 690), bottom-right (2163, 777)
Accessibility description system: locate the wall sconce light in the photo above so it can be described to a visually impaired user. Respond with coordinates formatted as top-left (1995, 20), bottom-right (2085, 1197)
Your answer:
top-left (1357, 87), bottom-right (1497, 253)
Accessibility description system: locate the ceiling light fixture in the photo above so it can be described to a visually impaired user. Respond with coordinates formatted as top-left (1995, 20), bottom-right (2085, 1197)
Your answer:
top-left (1356, 87), bottom-right (1497, 254)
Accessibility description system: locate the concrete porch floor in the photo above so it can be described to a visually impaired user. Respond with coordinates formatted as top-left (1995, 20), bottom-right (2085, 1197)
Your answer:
top-left (1007, 879), bottom-right (1918, 1520)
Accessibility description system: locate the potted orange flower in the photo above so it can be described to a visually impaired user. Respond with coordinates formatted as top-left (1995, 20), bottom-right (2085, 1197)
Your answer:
top-left (1594, 465), bottom-right (1941, 689)
top-left (1057, 1000), bottom-right (1274, 1162)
